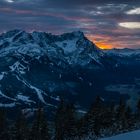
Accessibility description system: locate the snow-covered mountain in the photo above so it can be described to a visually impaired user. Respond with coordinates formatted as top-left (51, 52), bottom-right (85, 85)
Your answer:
top-left (0, 29), bottom-right (140, 111)
top-left (0, 29), bottom-right (105, 109)
top-left (104, 48), bottom-right (140, 57)
top-left (0, 29), bottom-right (104, 66)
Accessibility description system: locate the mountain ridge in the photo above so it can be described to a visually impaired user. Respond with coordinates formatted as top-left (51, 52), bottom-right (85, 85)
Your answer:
top-left (0, 30), bottom-right (105, 109)
top-left (0, 29), bottom-right (104, 67)
top-left (0, 30), bottom-right (140, 111)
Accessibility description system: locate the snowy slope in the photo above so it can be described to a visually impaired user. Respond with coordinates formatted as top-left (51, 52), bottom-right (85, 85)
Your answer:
top-left (0, 29), bottom-right (105, 108)
top-left (104, 48), bottom-right (140, 57)
top-left (0, 29), bottom-right (140, 110)
top-left (0, 30), bottom-right (104, 66)
top-left (101, 130), bottom-right (140, 140)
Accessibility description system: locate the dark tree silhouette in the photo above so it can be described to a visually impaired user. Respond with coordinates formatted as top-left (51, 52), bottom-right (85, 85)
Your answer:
top-left (30, 108), bottom-right (50, 140)
top-left (55, 100), bottom-right (77, 140)
top-left (0, 109), bottom-right (10, 140)
top-left (13, 111), bottom-right (29, 140)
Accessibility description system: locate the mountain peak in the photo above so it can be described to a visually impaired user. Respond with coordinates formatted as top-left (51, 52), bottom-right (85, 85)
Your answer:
top-left (0, 29), bottom-right (23, 38)
top-left (71, 31), bottom-right (84, 38)
top-left (0, 30), bottom-right (86, 41)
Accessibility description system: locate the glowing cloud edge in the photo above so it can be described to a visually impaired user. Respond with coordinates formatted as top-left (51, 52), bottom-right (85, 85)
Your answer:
top-left (119, 22), bottom-right (140, 29)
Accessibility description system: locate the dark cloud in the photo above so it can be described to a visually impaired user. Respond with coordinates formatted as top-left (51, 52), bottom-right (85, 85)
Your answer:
top-left (0, 0), bottom-right (140, 48)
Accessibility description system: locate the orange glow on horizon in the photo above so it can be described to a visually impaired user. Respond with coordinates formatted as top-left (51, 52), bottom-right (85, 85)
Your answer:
top-left (94, 42), bottom-right (113, 49)
top-left (86, 35), bottom-right (113, 49)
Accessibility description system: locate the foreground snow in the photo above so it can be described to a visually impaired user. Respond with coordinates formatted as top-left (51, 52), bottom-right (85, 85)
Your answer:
top-left (100, 130), bottom-right (140, 140)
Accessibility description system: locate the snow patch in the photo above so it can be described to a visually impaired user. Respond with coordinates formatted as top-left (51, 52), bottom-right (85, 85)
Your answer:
top-left (77, 110), bottom-right (87, 114)
top-left (16, 94), bottom-right (35, 104)
top-left (50, 96), bottom-right (60, 101)
top-left (0, 72), bottom-right (6, 80)
top-left (55, 39), bottom-right (78, 54)
top-left (9, 61), bottom-right (26, 74)
top-left (15, 74), bottom-right (47, 104)
top-left (0, 102), bottom-right (16, 108)
top-left (0, 90), bottom-right (16, 101)
top-left (101, 130), bottom-right (140, 140)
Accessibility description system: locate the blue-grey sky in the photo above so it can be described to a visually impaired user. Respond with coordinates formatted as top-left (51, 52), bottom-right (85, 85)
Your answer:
top-left (0, 0), bottom-right (140, 49)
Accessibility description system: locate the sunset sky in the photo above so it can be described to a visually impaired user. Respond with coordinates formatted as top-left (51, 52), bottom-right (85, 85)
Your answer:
top-left (0, 0), bottom-right (140, 49)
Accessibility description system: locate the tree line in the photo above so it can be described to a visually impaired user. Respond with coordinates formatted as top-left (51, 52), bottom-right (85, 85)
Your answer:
top-left (1, 96), bottom-right (140, 140)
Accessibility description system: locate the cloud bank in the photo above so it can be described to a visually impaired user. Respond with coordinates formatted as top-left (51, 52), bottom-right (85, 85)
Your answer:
top-left (0, 0), bottom-right (140, 49)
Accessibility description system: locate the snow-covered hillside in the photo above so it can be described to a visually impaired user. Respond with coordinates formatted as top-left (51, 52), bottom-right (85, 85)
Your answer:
top-left (101, 130), bottom-right (140, 140)
top-left (0, 29), bottom-right (105, 108)
top-left (104, 48), bottom-right (140, 57)
top-left (0, 29), bottom-right (104, 66)
top-left (0, 29), bottom-right (140, 110)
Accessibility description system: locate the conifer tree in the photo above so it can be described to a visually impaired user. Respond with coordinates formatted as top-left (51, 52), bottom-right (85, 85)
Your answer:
top-left (115, 99), bottom-right (127, 132)
top-left (30, 108), bottom-right (50, 140)
top-left (137, 99), bottom-right (140, 119)
top-left (76, 116), bottom-right (89, 138)
top-left (106, 102), bottom-right (117, 135)
top-left (0, 109), bottom-right (6, 132)
top-left (0, 109), bottom-right (10, 140)
top-left (63, 104), bottom-right (77, 139)
top-left (86, 96), bottom-right (104, 137)
top-left (13, 110), bottom-right (29, 140)
top-left (55, 99), bottom-right (65, 140)
top-left (55, 100), bottom-right (77, 140)
top-left (125, 105), bottom-right (133, 130)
